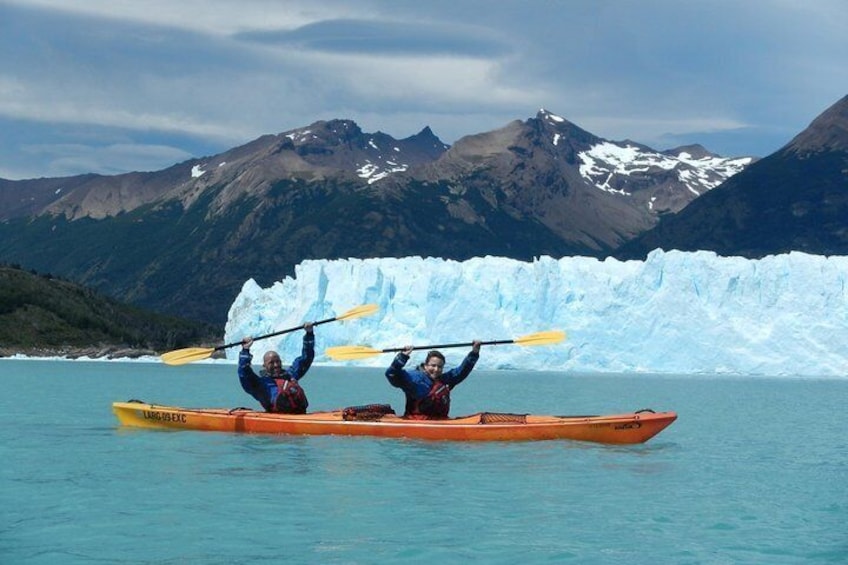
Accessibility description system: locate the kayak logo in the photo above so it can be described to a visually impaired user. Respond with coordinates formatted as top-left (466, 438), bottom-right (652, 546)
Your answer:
top-left (614, 422), bottom-right (641, 430)
top-left (142, 410), bottom-right (187, 423)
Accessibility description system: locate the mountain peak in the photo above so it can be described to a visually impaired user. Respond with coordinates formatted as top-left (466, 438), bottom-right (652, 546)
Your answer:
top-left (285, 118), bottom-right (364, 146)
top-left (785, 94), bottom-right (848, 155)
top-left (662, 144), bottom-right (716, 159)
top-left (529, 109), bottom-right (599, 147)
top-left (534, 108), bottom-right (587, 132)
top-left (537, 108), bottom-right (569, 124)
top-left (408, 125), bottom-right (448, 148)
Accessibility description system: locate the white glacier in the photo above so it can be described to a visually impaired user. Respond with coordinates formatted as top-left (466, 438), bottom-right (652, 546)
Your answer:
top-left (224, 250), bottom-right (848, 378)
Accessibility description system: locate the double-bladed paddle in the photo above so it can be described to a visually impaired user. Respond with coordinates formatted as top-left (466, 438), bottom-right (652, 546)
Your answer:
top-left (324, 329), bottom-right (566, 360)
top-left (161, 303), bottom-right (379, 366)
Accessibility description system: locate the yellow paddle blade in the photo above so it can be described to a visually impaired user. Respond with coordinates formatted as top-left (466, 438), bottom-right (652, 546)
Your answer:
top-left (160, 347), bottom-right (215, 366)
top-left (513, 330), bottom-right (567, 346)
top-left (336, 303), bottom-right (379, 321)
top-left (324, 345), bottom-right (383, 360)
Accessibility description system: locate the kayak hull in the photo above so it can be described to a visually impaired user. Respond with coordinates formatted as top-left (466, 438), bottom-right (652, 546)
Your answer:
top-left (112, 401), bottom-right (676, 444)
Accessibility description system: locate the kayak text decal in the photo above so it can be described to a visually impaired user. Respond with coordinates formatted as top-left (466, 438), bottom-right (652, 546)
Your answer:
top-left (142, 410), bottom-right (187, 424)
top-left (614, 422), bottom-right (641, 430)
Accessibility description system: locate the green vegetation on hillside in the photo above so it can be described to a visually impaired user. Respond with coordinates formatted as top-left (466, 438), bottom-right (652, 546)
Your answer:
top-left (0, 175), bottom-right (575, 325)
top-left (0, 265), bottom-right (220, 356)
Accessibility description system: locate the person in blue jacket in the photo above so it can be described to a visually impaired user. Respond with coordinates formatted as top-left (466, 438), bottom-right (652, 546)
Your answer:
top-left (385, 340), bottom-right (482, 419)
top-left (238, 323), bottom-right (314, 413)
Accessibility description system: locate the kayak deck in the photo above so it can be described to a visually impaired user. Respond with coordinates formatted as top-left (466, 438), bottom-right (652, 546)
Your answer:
top-left (113, 400), bottom-right (676, 444)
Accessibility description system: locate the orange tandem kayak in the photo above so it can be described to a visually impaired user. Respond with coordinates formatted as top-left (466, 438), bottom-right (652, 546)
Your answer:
top-left (113, 400), bottom-right (676, 444)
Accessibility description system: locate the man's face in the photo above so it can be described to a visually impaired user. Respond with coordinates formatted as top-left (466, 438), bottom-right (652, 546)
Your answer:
top-left (263, 352), bottom-right (283, 376)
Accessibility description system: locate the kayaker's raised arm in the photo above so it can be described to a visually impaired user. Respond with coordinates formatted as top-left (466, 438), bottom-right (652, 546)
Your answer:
top-left (236, 323), bottom-right (316, 414)
top-left (385, 345), bottom-right (412, 386)
top-left (384, 343), bottom-right (482, 420)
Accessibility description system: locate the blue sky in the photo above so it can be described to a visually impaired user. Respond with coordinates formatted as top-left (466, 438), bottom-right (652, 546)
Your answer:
top-left (1, 0), bottom-right (846, 180)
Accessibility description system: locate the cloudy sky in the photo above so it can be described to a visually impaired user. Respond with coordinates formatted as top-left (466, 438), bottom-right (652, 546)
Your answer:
top-left (1, 0), bottom-right (846, 180)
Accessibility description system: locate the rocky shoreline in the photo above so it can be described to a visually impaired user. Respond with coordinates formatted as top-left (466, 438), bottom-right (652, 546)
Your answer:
top-left (0, 344), bottom-right (232, 361)
top-left (0, 345), bottom-right (160, 360)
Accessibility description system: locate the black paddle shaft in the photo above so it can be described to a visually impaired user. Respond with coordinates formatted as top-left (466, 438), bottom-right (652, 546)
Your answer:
top-left (216, 314), bottom-right (341, 351)
top-left (381, 339), bottom-right (513, 353)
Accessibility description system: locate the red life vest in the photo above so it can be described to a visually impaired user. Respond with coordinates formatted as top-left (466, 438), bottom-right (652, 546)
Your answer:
top-left (272, 378), bottom-right (308, 414)
top-left (408, 380), bottom-right (451, 419)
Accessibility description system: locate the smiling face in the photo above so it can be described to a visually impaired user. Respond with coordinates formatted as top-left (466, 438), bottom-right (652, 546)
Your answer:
top-left (263, 351), bottom-right (283, 377)
top-left (423, 351), bottom-right (445, 380)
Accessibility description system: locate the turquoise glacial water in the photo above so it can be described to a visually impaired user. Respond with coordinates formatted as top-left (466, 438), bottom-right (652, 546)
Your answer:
top-left (1, 359), bottom-right (846, 563)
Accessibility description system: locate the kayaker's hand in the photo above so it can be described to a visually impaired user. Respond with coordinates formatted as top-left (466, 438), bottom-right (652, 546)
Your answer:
top-left (304, 322), bottom-right (314, 334)
top-left (471, 340), bottom-right (482, 354)
top-left (402, 345), bottom-right (414, 356)
top-left (242, 337), bottom-right (253, 350)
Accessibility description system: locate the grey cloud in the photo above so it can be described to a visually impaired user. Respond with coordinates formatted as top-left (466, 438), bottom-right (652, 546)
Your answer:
top-left (235, 18), bottom-right (511, 58)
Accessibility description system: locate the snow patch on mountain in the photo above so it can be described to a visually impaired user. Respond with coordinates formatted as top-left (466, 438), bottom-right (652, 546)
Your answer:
top-left (579, 142), bottom-right (752, 197)
top-left (285, 129), bottom-right (316, 143)
top-left (537, 109), bottom-right (752, 200)
top-left (357, 159), bottom-right (409, 184)
top-left (542, 110), bottom-right (565, 124)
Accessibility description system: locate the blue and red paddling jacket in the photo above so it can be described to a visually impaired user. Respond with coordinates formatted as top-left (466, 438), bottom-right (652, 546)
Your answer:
top-left (385, 350), bottom-right (479, 419)
top-left (237, 332), bottom-right (314, 413)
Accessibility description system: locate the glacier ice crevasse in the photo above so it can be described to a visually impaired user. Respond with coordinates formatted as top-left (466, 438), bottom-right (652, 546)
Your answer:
top-left (224, 250), bottom-right (848, 377)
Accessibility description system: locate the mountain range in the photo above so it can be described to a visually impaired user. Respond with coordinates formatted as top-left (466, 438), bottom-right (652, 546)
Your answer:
top-left (1, 95), bottom-right (846, 326)
top-left (619, 95), bottom-right (848, 258)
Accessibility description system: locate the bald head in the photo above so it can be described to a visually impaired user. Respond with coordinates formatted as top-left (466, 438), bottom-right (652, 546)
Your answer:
top-left (263, 351), bottom-right (283, 376)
